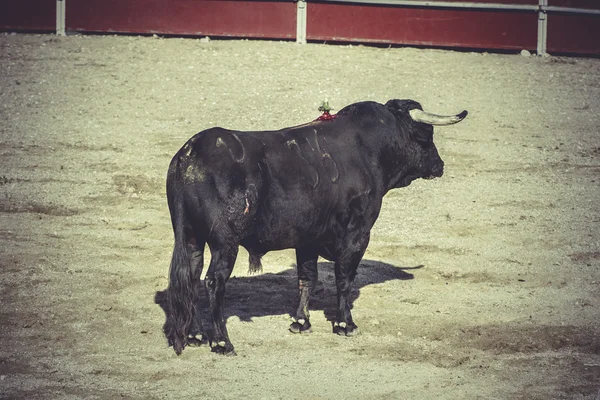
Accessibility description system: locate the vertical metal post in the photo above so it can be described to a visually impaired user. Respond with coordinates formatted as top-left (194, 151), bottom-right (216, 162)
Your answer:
top-left (296, 0), bottom-right (307, 44)
top-left (56, 0), bottom-right (66, 36)
top-left (537, 0), bottom-right (548, 55)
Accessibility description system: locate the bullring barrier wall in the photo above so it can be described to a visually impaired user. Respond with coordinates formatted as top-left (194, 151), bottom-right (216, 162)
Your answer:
top-left (1, 0), bottom-right (599, 55)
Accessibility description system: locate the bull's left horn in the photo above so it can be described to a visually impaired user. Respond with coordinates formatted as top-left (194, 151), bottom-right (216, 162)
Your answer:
top-left (409, 109), bottom-right (468, 126)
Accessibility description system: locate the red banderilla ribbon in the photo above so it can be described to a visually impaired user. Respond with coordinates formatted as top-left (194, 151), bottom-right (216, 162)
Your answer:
top-left (315, 111), bottom-right (336, 121)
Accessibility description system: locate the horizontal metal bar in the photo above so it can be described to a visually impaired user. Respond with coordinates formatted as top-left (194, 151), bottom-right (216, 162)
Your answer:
top-left (543, 6), bottom-right (600, 16)
top-left (315, 0), bottom-right (600, 16)
top-left (318, 0), bottom-right (538, 11)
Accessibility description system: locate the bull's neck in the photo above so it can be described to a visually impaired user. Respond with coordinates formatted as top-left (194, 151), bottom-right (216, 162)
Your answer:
top-left (382, 141), bottom-right (421, 191)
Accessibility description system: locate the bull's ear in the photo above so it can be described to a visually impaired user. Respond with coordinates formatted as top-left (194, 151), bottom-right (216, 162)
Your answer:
top-left (385, 99), bottom-right (422, 115)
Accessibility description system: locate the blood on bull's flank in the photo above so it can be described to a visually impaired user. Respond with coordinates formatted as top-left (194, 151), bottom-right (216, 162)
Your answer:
top-left (161, 99), bottom-right (468, 356)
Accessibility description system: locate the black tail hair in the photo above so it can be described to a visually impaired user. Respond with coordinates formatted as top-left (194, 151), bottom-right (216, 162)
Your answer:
top-left (164, 198), bottom-right (195, 355)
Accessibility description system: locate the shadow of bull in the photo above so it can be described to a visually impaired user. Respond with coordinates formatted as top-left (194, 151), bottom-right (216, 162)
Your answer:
top-left (155, 260), bottom-right (421, 343)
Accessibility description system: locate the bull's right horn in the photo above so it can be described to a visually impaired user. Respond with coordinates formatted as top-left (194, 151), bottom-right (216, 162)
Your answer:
top-left (409, 109), bottom-right (468, 126)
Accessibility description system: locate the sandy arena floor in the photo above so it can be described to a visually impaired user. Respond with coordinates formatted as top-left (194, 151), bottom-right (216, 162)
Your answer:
top-left (0, 33), bottom-right (599, 399)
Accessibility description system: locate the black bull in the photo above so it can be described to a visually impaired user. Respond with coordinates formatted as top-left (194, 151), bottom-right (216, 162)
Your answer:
top-left (163, 99), bottom-right (467, 355)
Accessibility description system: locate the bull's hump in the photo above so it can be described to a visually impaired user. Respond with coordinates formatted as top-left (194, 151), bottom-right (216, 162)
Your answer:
top-left (283, 116), bottom-right (339, 132)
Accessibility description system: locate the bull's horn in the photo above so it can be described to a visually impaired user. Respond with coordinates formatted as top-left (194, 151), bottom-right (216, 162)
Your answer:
top-left (409, 109), bottom-right (468, 126)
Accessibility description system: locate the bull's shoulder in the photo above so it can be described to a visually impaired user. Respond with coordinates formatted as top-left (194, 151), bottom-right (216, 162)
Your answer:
top-left (337, 101), bottom-right (387, 119)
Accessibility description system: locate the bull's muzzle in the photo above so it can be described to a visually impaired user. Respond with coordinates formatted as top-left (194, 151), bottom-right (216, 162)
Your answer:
top-left (424, 160), bottom-right (444, 180)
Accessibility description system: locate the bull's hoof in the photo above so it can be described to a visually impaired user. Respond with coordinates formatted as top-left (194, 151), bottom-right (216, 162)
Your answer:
top-left (211, 341), bottom-right (237, 356)
top-left (289, 319), bottom-right (312, 334)
top-left (333, 321), bottom-right (359, 336)
top-left (186, 333), bottom-right (206, 347)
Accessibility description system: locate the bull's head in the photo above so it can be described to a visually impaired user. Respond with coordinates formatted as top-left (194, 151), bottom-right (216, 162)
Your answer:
top-left (385, 99), bottom-right (467, 187)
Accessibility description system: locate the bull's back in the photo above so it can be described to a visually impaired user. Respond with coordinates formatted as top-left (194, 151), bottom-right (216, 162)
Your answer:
top-left (169, 122), bottom-right (379, 251)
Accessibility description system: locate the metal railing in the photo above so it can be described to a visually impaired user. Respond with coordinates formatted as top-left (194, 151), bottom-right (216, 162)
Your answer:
top-left (296, 0), bottom-right (600, 54)
top-left (311, 0), bottom-right (600, 15)
top-left (53, 0), bottom-right (599, 54)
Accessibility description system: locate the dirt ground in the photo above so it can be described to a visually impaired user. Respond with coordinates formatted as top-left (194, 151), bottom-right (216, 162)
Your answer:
top-left (0, 33), bottom-right (599, 399)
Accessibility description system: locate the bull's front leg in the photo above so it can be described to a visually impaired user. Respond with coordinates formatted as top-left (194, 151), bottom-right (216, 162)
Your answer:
top-left (333, 234), bottom-right (369, 336)
top-left (333, 260), bottom-right (359, 336)
top-left (290, 247), bottom-right (318, 333)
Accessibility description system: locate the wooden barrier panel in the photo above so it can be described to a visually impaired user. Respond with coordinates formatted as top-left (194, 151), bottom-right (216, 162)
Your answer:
top-left (306, 3), bottom-right (538, 51)
top-left (420, 0), bottom-right (536, 3)
top-left (550, 0), bottom-right (597, 6)
top-left (547, 0), bottom-right (600, 54)
top-left (66, 0), bottom-right (297, 39)
top-left (547, 14), bottom-right (600, 55)
top-left (0, 0), bottom-right (599, 55)
top-left (0, 0), bottom-right (55, 32)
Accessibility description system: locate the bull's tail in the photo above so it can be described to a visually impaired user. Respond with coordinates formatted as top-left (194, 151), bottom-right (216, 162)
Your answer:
top-left (164, 185), bottom-right (197, 355)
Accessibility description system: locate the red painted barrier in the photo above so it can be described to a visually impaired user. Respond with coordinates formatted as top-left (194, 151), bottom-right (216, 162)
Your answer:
top-left (306, 4), bottom-right (538, 50)
top-left (0, 0), bottom-right (599, 55)
top-left (551, 0), bottom-right (597, 7)
top-left (66, 0), bottom-right (297, 39)
top-left (548, 13), bottom-right (600, 54)
top-left (0, 0), bottom-right (55, 32)
top-left (547, 0), bottom-right (600, 54)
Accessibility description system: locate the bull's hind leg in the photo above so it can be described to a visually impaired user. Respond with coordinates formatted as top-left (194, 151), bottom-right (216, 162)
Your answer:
top-left (205, 243), bottom-right (238, 355)
top-left (290, 247), bottom-right (318, 333)
top-left (186, 240), bottom-right (206, 346)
